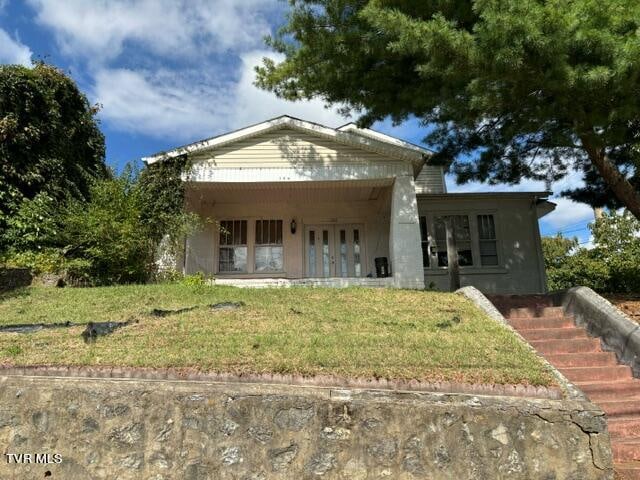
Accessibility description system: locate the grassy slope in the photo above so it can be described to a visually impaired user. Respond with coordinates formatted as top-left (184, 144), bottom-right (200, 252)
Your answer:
top-left (0, 284), bottom-right (554, 386)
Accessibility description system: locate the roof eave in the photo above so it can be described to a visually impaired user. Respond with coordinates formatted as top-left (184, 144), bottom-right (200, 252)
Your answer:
top-left (142, 115), bottom-right (428, 165)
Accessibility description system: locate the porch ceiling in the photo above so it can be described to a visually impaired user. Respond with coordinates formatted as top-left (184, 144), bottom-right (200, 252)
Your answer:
top-left (187, 179), bottom-right (393, 203)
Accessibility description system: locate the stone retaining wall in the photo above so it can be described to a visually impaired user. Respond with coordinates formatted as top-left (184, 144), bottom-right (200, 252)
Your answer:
top-left (553, 286), bottom-right (640, 377)
top-left (0, 375), bottom-right (613, 479)
top-left (0, 268), bottom-right (32, 291)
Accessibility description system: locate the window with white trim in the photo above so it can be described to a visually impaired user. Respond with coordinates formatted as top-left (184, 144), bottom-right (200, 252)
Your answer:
top-left (434, 215), bottom-right (473, 267)
top-left (219, 220), bottom-right (247, 272)
top-left (420, 213), bottom-right (500, 269)
top-left (477, 214), bottom-right (499, 265)
top-left (255, 219), bottom-right (283, 272)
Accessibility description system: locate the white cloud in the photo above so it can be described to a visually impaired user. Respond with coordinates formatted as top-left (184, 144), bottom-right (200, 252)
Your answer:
top-left (27, 0), bottom-right (275, 61)
top-left (93, 68), bottom-right (233, 139)
top-left (541, 197), bottom-right (595, 231)
top-left (0, 28), bottom-right (32, 66)
top-left (228, 51), bottom-right (349, 129)
top-left (93, 52), bottom-right (349, 141)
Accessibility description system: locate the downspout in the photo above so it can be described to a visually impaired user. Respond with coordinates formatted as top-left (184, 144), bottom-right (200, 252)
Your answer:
top-left (531, 196), bottom-right (548, 294)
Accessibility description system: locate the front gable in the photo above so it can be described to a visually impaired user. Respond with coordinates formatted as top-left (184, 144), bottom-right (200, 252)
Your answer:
top-left (143, 115), bottom-right (444, 187)
top-left (189, 128), bottom-right (405, 168)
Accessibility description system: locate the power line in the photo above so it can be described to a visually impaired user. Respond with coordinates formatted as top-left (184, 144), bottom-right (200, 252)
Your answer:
top-left (559, 226), bottom-right (590, 234)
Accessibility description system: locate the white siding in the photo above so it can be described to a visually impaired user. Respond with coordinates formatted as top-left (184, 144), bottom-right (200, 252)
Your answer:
top-left (414, 165), bottom-right (446, 194)
top-left (191, 129), bottom-right (400, 167)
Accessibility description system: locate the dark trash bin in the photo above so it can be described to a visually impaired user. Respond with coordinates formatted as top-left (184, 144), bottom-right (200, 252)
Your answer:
top-left (375, 257), bottom-right (390, 278)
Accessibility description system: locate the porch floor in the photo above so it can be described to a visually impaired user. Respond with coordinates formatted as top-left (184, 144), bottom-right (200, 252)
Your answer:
top-left (209, 277), bottom-right (394, 288)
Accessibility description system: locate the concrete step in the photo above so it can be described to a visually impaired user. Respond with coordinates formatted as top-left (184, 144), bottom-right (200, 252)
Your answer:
top-left (615, 461), bottom-right (640, 479)
top-left (612, 439), bottom-right (640, 462)
top-left (600, 400), bottom-right (640, 418)
top-left (560, 365), bottom-right (633, 383)
top-left (578, 381), bottom-right (640, 401)
top-left (546, 352), bottom-right (619, 368)
top-left (530, 338), bottom-right (601, 355)
top-left (608, 418), bottom-right (640, 438)
top-left (506, 306), bottom-right (565, 319)
top-left (509, 316), bottom-right (575, 330)
top-left (519, 327), bottom-right (587, 341)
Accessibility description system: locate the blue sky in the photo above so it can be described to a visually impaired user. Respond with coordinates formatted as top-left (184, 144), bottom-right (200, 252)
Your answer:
top-left (0, 0), bottom-right (595, 242)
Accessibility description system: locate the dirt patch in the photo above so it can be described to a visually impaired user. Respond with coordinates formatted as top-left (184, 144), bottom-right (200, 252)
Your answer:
top-left (606, 294), bottom-right (640, 323)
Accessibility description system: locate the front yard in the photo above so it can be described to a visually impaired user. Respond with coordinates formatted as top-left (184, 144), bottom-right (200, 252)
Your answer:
top-left (0, 284), bottom-right (554, 386)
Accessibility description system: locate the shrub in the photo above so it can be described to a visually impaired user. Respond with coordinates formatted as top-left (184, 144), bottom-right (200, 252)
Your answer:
top-left (0, 248), bottom-right (92, 281)
top-left (180, 272), bottom-right (207, 287)
top-left (59, 170), bottom-right (155, 285)
top-left (1, 193), bottom-right (59, 250)
top-left (1, 248), bottom-right (65, 274)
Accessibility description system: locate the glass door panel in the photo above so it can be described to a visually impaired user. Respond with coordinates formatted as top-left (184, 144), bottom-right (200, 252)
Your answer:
top-left (305, 226), bottom-right (335, 277)
top-left (305, 224), bottom-right (363, 278)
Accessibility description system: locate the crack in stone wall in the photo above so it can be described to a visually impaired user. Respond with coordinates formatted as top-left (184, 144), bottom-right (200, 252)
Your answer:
top-left (0, 375), bottom-right (614, 480)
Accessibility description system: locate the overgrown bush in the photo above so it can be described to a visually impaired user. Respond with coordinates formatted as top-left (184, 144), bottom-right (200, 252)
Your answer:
top-left (1, 161), bottom-right (201, 285)
top-left (543, 210), bottom-right (640, 293)
top-left (0, 249), bottom-right (92, 278)
top-left (59, 169), bottom-right (155, 284)
top-left (2, 193), bottom-right (59, 251)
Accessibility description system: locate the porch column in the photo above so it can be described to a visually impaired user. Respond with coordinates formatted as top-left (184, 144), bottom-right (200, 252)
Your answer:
top-left (389, 175), bottom-right (425, 289)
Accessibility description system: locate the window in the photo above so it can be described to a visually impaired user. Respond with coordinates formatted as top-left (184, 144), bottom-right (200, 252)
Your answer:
top-left (219, 220), bottom-right (247, 272)
top-left (255, 220), bottom-right (283, 272)
top-left (419, 216), bottom-right (430, 267)
top-left (434, 215), bottom-right (473, 267)
top-left (478, 214), bottom-right (498, 265)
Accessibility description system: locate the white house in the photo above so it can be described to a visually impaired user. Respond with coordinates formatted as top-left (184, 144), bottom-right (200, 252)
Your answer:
top-left (143, 116), bottom-right (555, 293)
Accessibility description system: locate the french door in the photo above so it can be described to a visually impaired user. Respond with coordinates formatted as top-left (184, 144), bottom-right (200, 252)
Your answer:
top-left (304, 224), bottom-right (364, 277)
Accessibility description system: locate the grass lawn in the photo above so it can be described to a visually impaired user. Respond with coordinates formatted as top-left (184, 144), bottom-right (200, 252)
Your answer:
top-left (0, 284), bottom-right (555, 386)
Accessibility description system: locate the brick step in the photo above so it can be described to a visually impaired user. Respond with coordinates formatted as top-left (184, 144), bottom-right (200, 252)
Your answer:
top-left (506, 306), bottom-right (565, 318)
top-left (613, 439), bottom-right (640, 462)
top-left (559, 365), bottom-right (633, 383)
top-left (600, 400), bottom-right (640, 418)
top-left (509, 316), bottom-right (575, 330)
top-left (546, 352), bottom-right (619, 368)
top-left (609, 418), bottom-right (640, 438)
top-left (615, 461), bottom-right (640, 480)
top-left (519, 327), bottom-right (588, 341)
top-left (578, 381), bottom-right (640, 401)
top-left (530, 338), bottom-right (601, 355)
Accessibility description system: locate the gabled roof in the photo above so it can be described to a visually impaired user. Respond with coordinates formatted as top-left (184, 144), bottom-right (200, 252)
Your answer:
top-left (142, 115), bottom-right (432, 165)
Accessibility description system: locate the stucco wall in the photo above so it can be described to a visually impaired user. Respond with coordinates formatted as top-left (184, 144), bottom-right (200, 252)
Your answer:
top-left (417, 196), bottom-right (548, 294)
top-left (0, 375), bottom-right (612, 479)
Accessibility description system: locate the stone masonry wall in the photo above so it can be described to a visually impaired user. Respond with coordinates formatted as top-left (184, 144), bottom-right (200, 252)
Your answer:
top-left (0, 375), bottom-right (613, 479)
top-left (0, 268), bottom-right (32, 291)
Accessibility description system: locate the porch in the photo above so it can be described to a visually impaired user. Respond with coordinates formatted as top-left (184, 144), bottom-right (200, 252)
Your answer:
top-left (182, 177), bottom-right (425, 289)
top-left (209, 277), bottom-right (394, 288)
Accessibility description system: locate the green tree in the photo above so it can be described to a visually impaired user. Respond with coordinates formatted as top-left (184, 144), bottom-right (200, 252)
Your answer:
top-left (0, 62), bottom-right (106, 247)
top-left (591, 210), bottom-right (640, 292)
top-left (541, 234), bottom-right (610, 292)
top-left (257, 0), bottom-right (640, 218)
top-left (541, 211), bottom-right (640, 292)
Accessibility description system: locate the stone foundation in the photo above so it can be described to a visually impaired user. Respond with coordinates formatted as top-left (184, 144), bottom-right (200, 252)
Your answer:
top-left (0, 375), bottom-right (613, 479)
